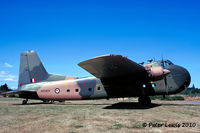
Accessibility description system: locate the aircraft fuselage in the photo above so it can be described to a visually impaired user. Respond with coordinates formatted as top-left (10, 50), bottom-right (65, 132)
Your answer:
top-left (18, 63), bottom-right (191, 101)
top-left (4, 50), bottom-right (191, 105)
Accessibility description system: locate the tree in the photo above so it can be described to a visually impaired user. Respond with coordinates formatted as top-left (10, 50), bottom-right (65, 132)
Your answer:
top-left (0, 84), bottom-right (11, 93)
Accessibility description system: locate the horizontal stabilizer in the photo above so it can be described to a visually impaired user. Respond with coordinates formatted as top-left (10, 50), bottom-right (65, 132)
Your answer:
top-left (1, 90), bottom-right (36, 95)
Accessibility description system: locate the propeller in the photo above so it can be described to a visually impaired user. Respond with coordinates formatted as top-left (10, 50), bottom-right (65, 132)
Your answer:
top-left (161, 56), bottom-right (168, 97)
top-left (144, 56), bottom-right (171, 99)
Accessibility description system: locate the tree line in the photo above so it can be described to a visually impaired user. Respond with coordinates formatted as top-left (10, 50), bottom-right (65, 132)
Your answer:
top-left (0, 84), bottom-right (11, 93)
top-left (179, 84), bottom-right (200, 96)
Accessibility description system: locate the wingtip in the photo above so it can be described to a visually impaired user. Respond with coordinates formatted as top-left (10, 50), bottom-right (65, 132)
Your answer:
top-left (78, 54), bottom-right (121, 67)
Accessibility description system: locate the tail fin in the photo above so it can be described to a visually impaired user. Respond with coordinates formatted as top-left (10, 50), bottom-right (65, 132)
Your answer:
top-left (18, 50), bottom-right (49, 87)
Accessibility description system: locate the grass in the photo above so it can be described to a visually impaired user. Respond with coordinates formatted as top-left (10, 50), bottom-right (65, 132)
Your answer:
top-left (113, 124), bottom-right (123, 128)
top-left (74, 125), bottom-right (84, 129)
top-left (69, 132), bottom-right (76, 133)
top-left (0, 97), bottom-right (199, 133)
top-left (131, 122), bottom-right (143, 129)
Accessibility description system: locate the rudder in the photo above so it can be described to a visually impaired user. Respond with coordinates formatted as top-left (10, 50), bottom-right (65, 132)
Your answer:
top-left (18, 50), bottom-right (49, 87)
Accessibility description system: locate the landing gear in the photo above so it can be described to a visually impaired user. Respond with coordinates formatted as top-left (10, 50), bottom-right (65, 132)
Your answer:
top-left (50, 100), bottom-right (54, 103)
top-left (22, 99), bottom-right (28, 105)
top-left (59, 100), bottom-right (65, 103)
top-left (138, 96), bottom-right (151, 106)
top-left (163, 95), bottom-right (166, 99)
top-left (43, 100), bottom-right (54, 103)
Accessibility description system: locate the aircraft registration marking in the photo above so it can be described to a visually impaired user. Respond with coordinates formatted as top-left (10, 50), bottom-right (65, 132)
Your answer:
top-left (41, 90), bottom-right (50, 93)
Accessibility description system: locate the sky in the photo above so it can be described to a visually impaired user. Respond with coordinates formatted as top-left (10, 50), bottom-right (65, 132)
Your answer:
top-left (0, 0), bottom-right (200, 89)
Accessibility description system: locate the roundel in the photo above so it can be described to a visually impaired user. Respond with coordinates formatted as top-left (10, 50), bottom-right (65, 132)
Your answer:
top-left (55, 88), bottom-right (60, 94)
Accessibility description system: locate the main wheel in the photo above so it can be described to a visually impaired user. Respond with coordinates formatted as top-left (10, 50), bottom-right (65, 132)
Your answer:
top-left (59, 100), bottom-right (65, 103)
top-left (146, 96), bottom-right (151, 105)
top-left (138, 96), bottom-right (151, 106)
top-left (43, 100), bottom-right (50, 103)
top-left (50, 100), bottom-right (54, 103)
top-left (22, 99), bottom-right (28, 105)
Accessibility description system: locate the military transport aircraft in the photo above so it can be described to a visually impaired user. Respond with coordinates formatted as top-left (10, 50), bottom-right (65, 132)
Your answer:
top-left (2, 50), bottom-right (191, 105)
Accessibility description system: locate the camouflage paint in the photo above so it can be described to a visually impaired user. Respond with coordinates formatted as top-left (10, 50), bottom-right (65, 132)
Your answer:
top-left (36, 77), bottom-right (108, 100)
top-left (3, 50), bottom-right (191, 104)
top-left (37, 79), bottom-right (82, 100)
top-left (144, 62), bottom-right (191, 95)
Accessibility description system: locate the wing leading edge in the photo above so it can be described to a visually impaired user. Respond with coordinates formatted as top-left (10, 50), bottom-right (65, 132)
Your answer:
top-left (78, 55), bottom-right (147, 79)
top-left (78, 55), bottom-right (149, 97)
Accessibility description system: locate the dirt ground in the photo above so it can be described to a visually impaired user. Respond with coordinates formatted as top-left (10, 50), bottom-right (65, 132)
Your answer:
top-left (0, 97), bottom-right (199, 133)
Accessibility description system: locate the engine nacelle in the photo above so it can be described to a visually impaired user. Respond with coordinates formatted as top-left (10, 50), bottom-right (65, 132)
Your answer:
top-left (144, 65), bottom-right (170, 81)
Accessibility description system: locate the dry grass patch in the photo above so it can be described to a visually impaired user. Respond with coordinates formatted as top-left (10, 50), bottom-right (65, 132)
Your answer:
top-left (0, 97), bottom-right (199, 133)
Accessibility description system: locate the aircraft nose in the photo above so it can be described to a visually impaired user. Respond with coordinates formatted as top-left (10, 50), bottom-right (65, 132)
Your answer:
top-left (167, 65), bottom-right (191, 92)
top-left (183, 68), bottom-right (191, 88)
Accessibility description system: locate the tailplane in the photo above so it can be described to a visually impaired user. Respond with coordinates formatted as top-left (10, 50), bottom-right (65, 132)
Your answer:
top-left (18, 50), bottom-right (49, 87)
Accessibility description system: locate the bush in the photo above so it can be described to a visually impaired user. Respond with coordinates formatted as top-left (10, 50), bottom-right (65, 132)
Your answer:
top-left (150, 95), bottom-right (184, 101)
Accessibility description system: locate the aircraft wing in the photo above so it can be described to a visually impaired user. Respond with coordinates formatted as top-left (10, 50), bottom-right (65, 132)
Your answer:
top-left (79, 55), bottom-right (149, 98)
top-left (78, 55), bottom-right (147, 79)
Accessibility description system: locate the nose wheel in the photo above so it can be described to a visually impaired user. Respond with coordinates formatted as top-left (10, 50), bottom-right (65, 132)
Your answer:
top-left (22, 99), bottom-right (28, 105)
top-left (138, 96), bottom-right (151, 106)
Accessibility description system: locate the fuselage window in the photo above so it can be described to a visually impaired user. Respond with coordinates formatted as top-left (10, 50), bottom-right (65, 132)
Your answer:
top-left (88, 88), bottom-right (92, 91)
top-left (97, 87), bottom-right (101, 91)
top-left (75, 89), bottom-right (79, 92)
top-left (67, 89), bottom-right (70, 92)
top-left (152, 83), bottom-right (156, 87)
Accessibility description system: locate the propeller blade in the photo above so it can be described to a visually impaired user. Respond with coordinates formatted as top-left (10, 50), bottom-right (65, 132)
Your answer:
top-left (161, 56), bottom-right (164, 67)
top-left (164, 75), bottom-right (168, 94)
top-left (161, 56), bottom-right (168, 94)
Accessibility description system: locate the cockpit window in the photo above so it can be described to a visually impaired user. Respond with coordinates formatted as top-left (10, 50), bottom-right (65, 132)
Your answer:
top-left (165, 60), bottom-right (174, 65)
top-left (164, 61), bottom-right (169, 66)
top-left (158, 60), bottom-right (174, 66)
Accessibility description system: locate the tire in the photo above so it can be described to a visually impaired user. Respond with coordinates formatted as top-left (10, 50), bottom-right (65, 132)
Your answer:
top-left (22, 100), bottom-right (27, 105)
top-left (138, 96), bottom-right (151, 106)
